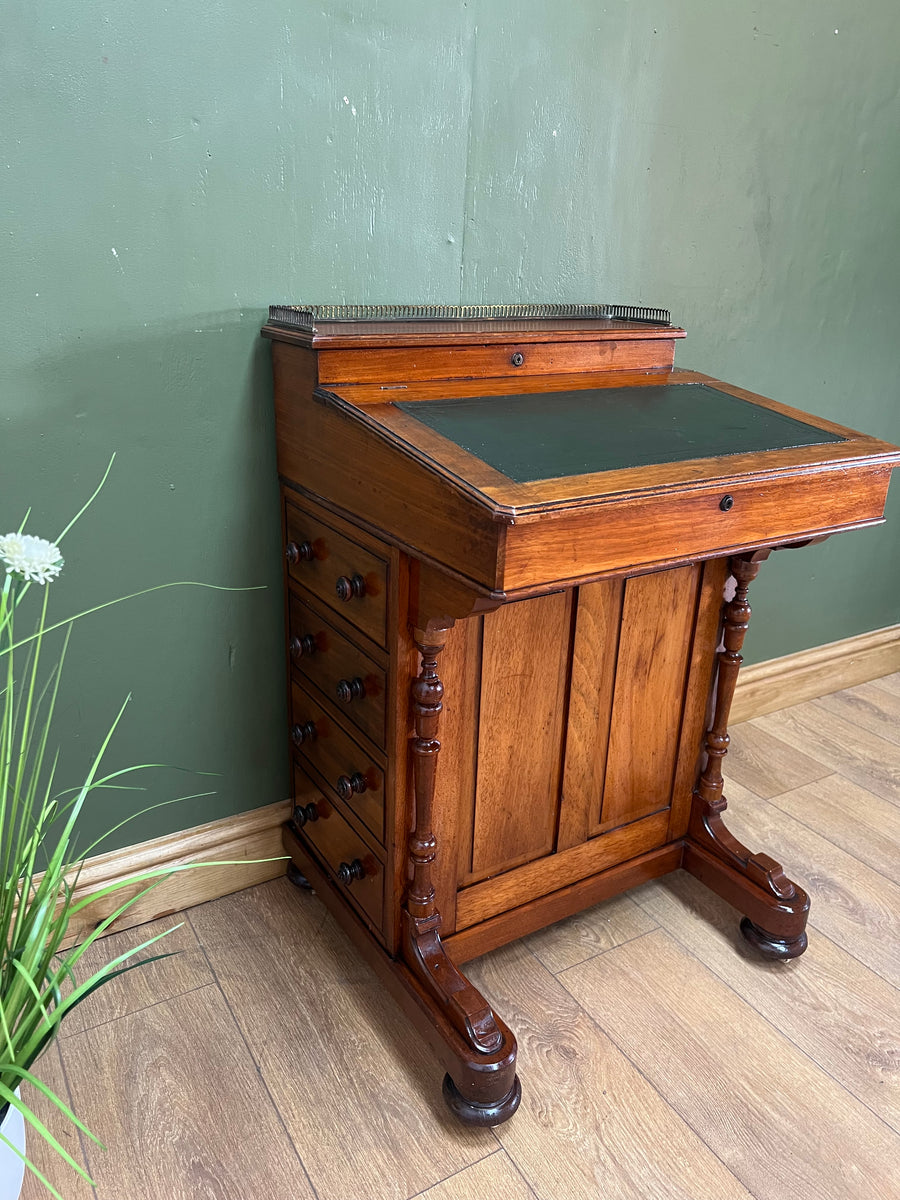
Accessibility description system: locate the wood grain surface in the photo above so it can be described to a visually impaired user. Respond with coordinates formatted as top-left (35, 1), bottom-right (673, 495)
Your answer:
top-left (186, 879), bottom-right (495, 1200)
top-left (19, 1044), bottom-right (96, 1200)
top-left (631, 872), bottom-right (900, 1132)
top-left (722, 778), bottom-right (900, 988)
top-left (467, 942), bottom-right (755, 1200)
top-left (601, 565), bottom-right (698, 828)
top-left (560, 928), bottom-right (900, 1200)
top-left (753, 700), bottom-right (900, 805)
top-left (469, 593), bottom-right (571, 880)
top-left (39, 677), bottom-right (900, 1200)
top-left (415, 1151), bottom-right (537, 1199)
top-left (63, 985), bottom-right (314, 1200)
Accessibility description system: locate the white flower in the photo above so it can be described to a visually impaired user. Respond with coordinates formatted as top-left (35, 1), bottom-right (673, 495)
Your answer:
top-left (0, 533), bottom-right (64, 585)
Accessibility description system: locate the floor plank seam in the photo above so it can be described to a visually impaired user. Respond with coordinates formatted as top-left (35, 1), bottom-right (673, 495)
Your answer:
top-left (184, 910), bottom-right (324, 1200)
top-left (54, 1038), bottom-right (100, 1198)
top-left (542, 921), bottom-right (663, 975)
top-left (60, 978), bottom-right (213, 1041)
top-left (763, 794), bottom-right (900, 888)
top-left (404, 1148), bottom-right (508, 1200)
top-left (831, 765), bottom-right (900, 811)
top-left (550, 942), bottom-right (753, 1199)
top-left (624, 915), bottom-right (900, 1138)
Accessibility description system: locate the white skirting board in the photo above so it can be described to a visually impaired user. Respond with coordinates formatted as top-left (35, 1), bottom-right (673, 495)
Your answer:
top-left (59, 623), bottom-right (899, 944)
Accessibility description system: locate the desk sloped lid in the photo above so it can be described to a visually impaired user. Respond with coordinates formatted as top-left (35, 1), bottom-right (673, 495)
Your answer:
top-left (395, 383), bottom-right (847, 484)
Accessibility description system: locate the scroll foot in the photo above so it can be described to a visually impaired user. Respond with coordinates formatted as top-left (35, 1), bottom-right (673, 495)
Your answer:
top-left (442, 1072), bottom-right (522, 1128)
top-left (740, 917), bottom-right (808, 962)
top-left (286, 863), bottom-right (314, 891)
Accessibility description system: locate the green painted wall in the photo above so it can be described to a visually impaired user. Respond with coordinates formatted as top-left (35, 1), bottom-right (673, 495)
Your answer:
top-left (2, 3), bottom-right (898, 852)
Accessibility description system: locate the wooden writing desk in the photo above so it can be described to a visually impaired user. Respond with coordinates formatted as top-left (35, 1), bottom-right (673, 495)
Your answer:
top-left (263, 304), bottom-right (899, 1125)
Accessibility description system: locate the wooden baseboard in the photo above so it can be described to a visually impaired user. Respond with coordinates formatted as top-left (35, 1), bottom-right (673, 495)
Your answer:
top-left (59, 800), bottom-right (290, 948)
top-left (732, 623), bottom-right (900, 724)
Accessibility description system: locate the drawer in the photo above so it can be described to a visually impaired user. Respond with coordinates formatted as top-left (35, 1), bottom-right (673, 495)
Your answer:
top-left (316, 338), bottom-right (675, 385)
top-left (290, 681), bottom-right (385, 843)
top-left (285, 500), bottom-right (388, 647)
top-left (500, 463), bottom-right (895, 590)
top-left (291, 766), bottom-right (384, 929)
top-left (288, 592), bottom-right (386, 748)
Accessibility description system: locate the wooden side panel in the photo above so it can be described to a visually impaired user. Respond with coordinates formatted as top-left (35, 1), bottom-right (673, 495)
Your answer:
top-left (600, 566), bottom-right (701, 830)
top-left (272, 342), bottom-right (503, 590)
top-left (467, 593), bottom-right (572, 882)
top-left (457, 810), bottom-right (671, 929)
top-left (557, 578), bottom-right (624, 851)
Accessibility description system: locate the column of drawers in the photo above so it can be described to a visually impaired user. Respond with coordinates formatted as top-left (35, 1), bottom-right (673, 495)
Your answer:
top-left (282, 493), bottom-right (392, 940)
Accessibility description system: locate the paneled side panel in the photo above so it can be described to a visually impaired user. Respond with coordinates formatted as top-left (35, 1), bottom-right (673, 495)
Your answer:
top-left (599, 565), bottom-right (701, 831)
top-left (467, 593), bottom-right (572, 882)
top-left (557, 578), bottom-right (625, 851)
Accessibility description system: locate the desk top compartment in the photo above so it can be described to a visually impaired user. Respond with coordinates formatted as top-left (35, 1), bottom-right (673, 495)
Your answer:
top-left (265, 311), bottom-right (900, 596)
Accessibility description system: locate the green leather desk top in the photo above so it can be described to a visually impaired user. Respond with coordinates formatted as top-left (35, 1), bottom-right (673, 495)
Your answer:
top-left (395, 384), bottom-right (847, 483)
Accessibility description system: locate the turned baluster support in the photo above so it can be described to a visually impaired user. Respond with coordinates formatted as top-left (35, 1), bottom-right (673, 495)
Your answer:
top-left (403, 625), bottom-right (509, 1058)
top-left (686, 550), bottom-right (810, 959)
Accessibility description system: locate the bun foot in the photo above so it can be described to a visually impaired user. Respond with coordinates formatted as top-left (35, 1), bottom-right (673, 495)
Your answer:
top-left (740, 917), bottom-right (808, 961)
top-left (442, 1073), bottom-right (522, 1127)
top-left (286, 863), bottom-right (314, 891)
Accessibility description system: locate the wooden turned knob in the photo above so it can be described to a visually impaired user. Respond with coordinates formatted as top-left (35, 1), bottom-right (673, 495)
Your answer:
top-left (338, 858), bottom-right (365, 885)
top-left (336, 676), bottom-right (366, 703)
top-left (290, 720), bottom-right (317, 746)
top-left (336, 772), bottom-right (368, 801)
top-left (285, 541), bottom-right (314, 565)
top-left (335, 573), bottom-right (367, 602)
top-left (289, 634), bottom-right (317, 660)
top-left (719, 494), bottom-right (735, 512)
top-left (291, 802), bottom-right (319, 828)
top-left (510, 352), bottom-right (525, 367)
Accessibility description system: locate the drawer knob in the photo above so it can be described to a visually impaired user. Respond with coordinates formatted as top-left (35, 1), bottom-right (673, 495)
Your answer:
top-left (336, 676), bottom-right (366, 703)
top-left (291, 720), bottom-right (317, 746)
top-left (338, 858), bottom-right (366, 885)
top-left (336, 573), bottom-right (367, 604)
top-left (286, 540), bottom-right (314, 565)
top-left (719, 494), bottom-right (735, 512)
top-left (291, 802), bottom-right (319, 828)
top-left (335, 573), bottom-right (367, 602)
top-left (510, 352), bottom-right (525, 367)
top-left (289, 634), bottom-right (317, 661)
top-left (336, 772), bottom-right (368, 801)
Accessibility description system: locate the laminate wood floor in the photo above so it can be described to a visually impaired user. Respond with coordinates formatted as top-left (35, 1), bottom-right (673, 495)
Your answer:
top-left (21, 675), bottom-right (900, 1199)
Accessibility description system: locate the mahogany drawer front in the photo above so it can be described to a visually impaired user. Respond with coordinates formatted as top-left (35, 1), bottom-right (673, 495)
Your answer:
top-left (288, 592), bottom-right (386, 748)
top-left (501, 464), bottom-right (894, 590)
top-left (285, 499), bottom-right (388, 646)
top-left (291, 766), bottom-right (384, 930)
top-left (290, 681), bottom-right (385, 844)
top-left (316, 338), bottom-right (675, 385)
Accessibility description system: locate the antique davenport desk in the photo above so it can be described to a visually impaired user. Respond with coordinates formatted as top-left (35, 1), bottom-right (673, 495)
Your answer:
top-left (263, 303), bottom-right (898, 1126)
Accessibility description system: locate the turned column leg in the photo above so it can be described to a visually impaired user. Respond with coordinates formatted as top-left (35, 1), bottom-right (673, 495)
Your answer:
top-left (685, 551), bottom-right (810, 960)
top-left (403, 626), bottom-right (520, 1125)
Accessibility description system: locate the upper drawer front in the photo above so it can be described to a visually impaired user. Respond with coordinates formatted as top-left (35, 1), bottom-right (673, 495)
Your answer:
top-left (501, 464), bottom-right (895, 590)
top-left (288, 593), bottom-right (386, 748)
top-left (290, 681), bottom-right (384, 844)
top-left (291, 766), bottom-right (384, 930)
top-left (316, 338), bottom-right (675, 385)
top-left (285, 500), bottom-right (388, 647)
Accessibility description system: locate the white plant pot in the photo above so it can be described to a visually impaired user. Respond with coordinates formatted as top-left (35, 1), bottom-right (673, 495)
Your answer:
top-left (0, 1090), bottom-right (26, 1200)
